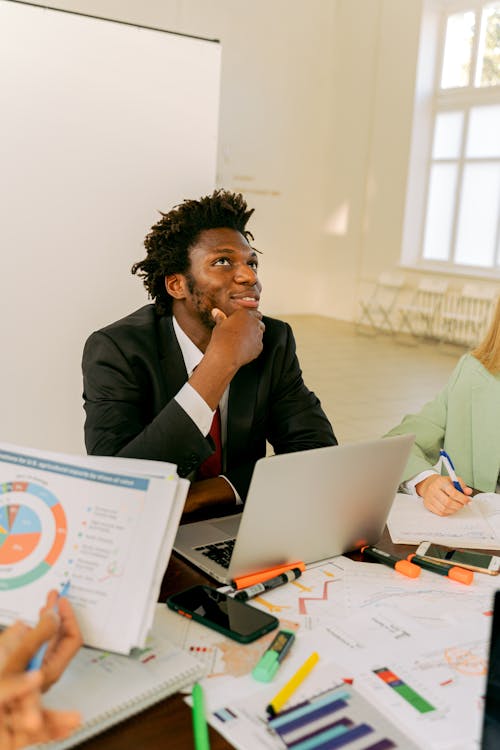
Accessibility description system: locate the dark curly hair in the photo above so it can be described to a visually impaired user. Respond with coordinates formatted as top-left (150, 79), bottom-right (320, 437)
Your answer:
top-left (131, 190), bottom-right (255, 315)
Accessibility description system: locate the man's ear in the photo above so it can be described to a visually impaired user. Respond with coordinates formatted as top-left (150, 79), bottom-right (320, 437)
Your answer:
top-left (165, 274), bottom-right (187, 300)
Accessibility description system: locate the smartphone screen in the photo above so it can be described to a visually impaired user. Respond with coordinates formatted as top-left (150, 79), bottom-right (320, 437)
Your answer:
top-left (448, 550), bottom-right (494, 568)
top-left (424, 544), bottom-right (493, 569)
top-left (167, 585), bottom-right (279, 642)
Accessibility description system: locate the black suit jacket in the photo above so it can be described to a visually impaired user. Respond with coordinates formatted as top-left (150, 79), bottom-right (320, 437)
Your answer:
top-left (82, 305), bottom-right (337, 500)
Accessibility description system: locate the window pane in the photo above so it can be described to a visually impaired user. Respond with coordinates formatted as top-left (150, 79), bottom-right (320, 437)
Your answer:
top-left (432, 111), bottom-right (464, 158)
top-left (466, 105), bottom-right (500, 156)
top-left (423, 163), bottom-right (458, 261)
top-left (477, 3), bottom-right (500, 87)
top-left (441, 11), bottom-right (475, 88)
top-left (455, 162), bottom-right (500, 266)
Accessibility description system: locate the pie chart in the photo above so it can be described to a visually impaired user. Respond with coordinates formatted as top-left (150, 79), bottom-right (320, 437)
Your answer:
top-left (0, 481), bottom-right (67, 590)
top-left (0, 504), bottom-right (42, 563)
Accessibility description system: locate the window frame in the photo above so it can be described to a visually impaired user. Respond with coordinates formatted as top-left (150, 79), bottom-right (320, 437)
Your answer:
top-left (411, 0), bottom-right (500, 277)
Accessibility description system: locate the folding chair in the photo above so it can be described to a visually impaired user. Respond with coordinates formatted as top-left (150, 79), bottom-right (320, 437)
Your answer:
top-left (396, 277), bottom-right (448, 340)
top-left (440, 283), bottom-right (498, 347)
top-left (356, 271), bottom-right (405, 335)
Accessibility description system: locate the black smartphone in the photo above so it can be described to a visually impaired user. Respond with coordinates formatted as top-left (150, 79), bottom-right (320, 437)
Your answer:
top-left (166, 585), bottom-right (279, 643)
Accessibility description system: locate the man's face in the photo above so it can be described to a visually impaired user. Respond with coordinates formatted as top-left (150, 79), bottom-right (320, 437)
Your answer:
top-left (170, 228), bottom-right (262, 331)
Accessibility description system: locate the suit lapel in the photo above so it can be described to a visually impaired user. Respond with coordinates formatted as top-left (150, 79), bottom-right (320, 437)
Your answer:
top-left (227, 360), bottom-right (260, 464)
top-left (157, 315), bottom-right (189, 402)
top-left (471, 372), bottom-right (500, 490)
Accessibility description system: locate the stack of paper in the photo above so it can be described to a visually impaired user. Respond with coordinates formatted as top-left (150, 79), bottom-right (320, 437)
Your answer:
top-left (0, 442), bottom-right (188, 653)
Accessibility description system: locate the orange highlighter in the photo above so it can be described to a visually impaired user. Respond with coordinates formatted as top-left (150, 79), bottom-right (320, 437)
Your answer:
top-left (407, 553), bottom-right (473, 585)
top-left (361, 545), bottom-right (421, 578)
top-left (232, 561), bottom-right (306, 590)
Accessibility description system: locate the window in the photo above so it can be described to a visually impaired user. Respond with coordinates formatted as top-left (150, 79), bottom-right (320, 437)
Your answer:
top-left (420, 1), bottom-right (500, 272)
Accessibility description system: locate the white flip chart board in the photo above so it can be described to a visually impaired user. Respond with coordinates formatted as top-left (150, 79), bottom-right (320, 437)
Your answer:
top-left (0, 1), bottom-right (220, 452)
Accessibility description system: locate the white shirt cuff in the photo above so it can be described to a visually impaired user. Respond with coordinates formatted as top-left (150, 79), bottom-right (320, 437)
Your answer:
top-left (175, 382), bottom-right (214, 437)
top-left (404, 470), bottom-right (438, 498)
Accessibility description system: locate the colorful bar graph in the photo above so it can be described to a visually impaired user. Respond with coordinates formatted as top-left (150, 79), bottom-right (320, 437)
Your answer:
top-left (267, 684), bottom-right (404, 749)
top-left (373, 668), bottom-right (435, 714)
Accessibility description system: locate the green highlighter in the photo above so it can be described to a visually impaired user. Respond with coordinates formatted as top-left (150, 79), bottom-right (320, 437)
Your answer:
top-left (252, 629), bottom-right (296, 682)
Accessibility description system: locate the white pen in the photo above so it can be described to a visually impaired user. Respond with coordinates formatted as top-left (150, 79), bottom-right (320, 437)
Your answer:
top-left (439, 450), bottom-right (464, 494)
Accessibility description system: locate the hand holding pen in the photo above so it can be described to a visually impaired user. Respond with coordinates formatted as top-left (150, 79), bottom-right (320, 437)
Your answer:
top-left (3, 587), bottom-right (83, 690)
top-left (415, 450), bottom-right (472, 517)
top-left (0, 589), bottom-right (82, 745)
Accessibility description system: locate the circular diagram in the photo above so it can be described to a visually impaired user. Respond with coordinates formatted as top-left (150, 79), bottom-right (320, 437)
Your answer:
top-left (0, 481), bottom-right (67, 590)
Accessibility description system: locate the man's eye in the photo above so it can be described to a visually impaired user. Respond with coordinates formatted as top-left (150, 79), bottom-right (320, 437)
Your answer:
top-left (249, 261), bottom-right (258, 271)
top-left (214, 257), bottom-right (230, 266)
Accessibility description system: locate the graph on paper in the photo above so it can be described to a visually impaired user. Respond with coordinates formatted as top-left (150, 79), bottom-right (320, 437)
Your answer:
top-left (267, 683), bottom-right (421, 750)
top-left (0, 481), bottom-right (67, 589)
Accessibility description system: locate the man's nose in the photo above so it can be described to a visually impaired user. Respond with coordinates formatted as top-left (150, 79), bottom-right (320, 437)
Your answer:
top-left (234, 264), bottom-right (258, 284)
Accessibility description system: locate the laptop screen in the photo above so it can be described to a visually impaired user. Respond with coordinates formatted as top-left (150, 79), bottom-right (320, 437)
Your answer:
top-left (481, 590), bottom-right (500, 749)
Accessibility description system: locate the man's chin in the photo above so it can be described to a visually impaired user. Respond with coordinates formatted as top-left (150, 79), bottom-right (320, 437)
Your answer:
top-left (199, 309), bottom-right (217, 329)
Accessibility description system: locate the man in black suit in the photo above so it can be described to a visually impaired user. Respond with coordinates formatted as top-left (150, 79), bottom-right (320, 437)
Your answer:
top-left (82, 190), bottom-right (336, 516)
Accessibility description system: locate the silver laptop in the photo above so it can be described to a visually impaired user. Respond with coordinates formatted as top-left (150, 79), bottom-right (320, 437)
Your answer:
top-left (173, 434), bottom-right (414, 584)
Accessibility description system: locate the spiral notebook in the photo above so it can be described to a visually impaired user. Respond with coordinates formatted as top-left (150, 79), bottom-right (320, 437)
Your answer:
top-left (35, 605), bottom-right (205, 749)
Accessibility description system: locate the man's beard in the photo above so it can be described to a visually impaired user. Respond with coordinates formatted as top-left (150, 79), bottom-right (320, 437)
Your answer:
top-left (185, 273), bottom-right (217, 330)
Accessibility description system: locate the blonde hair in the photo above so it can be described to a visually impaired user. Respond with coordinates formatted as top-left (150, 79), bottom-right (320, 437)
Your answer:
top-left (472, 297), bottom-right (500, 373)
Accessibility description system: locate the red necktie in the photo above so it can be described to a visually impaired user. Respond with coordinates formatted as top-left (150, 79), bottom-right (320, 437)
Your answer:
top-left (197, 407), bottom-right (222, 479)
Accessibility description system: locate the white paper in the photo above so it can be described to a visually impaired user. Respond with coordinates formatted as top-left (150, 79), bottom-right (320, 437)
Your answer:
top-left (172, 553), bottom-right (497, 750)
top-left (387, 492), bottom-right (500, 548)
top-left (0, 443), bottom-right (185, 652)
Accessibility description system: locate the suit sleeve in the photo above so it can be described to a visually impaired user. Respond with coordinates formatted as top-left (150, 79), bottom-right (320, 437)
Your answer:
top-left (384, 357), bottom-right (465, 481)
top-left (82, 331), bottom-right (213, 477)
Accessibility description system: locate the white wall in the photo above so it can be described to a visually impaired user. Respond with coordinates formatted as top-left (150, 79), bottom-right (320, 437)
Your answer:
top-left (0, 1), bottom-right (220, 452)
top-left (13, 0), bottom-right (469, 318)
top-left (24, 0), bottom-right (341, 317)
top-left (25, 0), bottom-right (434, 322)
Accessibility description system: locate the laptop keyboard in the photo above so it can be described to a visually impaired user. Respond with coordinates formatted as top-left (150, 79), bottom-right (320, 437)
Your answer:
top-left (195, 539), bottom-right (236, 569)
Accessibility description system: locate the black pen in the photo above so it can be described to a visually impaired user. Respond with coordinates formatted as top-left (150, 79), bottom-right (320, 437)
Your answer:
top-left (234, 568), bottom-right (302, 601)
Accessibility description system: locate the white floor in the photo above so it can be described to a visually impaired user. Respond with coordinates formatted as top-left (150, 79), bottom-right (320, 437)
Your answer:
top-left (280, 315), bottom-right (466, 444)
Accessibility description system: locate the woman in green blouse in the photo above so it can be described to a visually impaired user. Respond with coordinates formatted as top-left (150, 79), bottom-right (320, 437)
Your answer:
top-left (387, 296), bottom-right (500, 516)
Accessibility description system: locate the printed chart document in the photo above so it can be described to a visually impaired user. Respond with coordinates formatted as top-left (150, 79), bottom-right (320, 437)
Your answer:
top-left (169, 555), bottom-right (497, 750)
top-left (0, 443), bottom-right (188, 653)
top-left (387, 491), bottom-right (500, 548)
top-left (36, 605), bottom-right (205, 750)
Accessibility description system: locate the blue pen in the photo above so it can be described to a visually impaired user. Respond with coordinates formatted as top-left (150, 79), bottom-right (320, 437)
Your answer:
top-left (439, 450), bottom-right (464, 494)
top-left (27, 581), bottom-right (71, 671)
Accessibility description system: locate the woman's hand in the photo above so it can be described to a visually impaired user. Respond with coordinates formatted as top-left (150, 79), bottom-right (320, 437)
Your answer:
top-left (416, 474), bottom-right (473, 516)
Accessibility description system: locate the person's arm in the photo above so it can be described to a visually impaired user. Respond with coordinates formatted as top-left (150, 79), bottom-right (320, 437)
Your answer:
top-left (82, 330), bottom-right (215, 476)
top-left (82, 309), bottom-right (267, 477)
top-left (385, 357), bottom-right (471, 516)
top-left (181, 309), bottom-right (266, 513)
